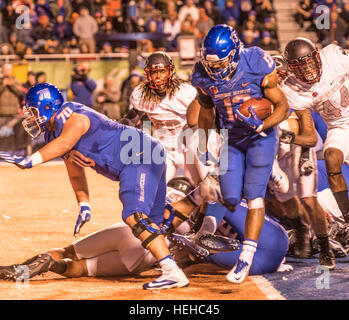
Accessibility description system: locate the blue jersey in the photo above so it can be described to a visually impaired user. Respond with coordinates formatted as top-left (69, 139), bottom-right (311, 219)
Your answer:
top-left (192, 46), bottom-right (276, 146)
top-left (44, 102), bottom-right (146, 181)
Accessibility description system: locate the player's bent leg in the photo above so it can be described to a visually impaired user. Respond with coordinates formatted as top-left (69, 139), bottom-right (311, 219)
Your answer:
top-left (275, 196), bottom-right (311, 258)
top-left (125, 212), bottom-right (189, 290)
top-left (301, 196), bottom-right (335, 270)
top-left (47, 245), bottom-right (78, 261)
top-left (325, 147), bottom-right (349, 222)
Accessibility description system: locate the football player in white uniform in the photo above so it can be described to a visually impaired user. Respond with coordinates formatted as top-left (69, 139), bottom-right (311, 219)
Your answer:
top-left (282, 38), bottom-right (349, 229)
top-left (121, 51), bottom-right (202, 184)
top-left (269, 48), bottom-right (336, 269)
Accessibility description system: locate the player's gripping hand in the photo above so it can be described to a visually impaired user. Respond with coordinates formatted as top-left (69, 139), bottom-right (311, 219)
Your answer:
top-left (74, 202), bottom-right (91, 237)
top-left (234, 107), bottom-right (264, 134)
top-left (0, 152), bottom-right (32, 169)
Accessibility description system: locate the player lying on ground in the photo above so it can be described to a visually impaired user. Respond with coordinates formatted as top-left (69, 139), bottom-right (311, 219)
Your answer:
top-left (0, 83), bottom-right (189, 290)
top-left (0, 182), bottom-right (289, 281)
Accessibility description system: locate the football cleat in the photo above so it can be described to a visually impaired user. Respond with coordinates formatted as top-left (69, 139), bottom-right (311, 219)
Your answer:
top-left (0, 265), bottom-right (17, 281)
top-left (169, 233), bottom-right (209, 260)
top-left (143, 265), bottom-right (189, 290)
top-left (198, 234), bottom-right (240, 252)
top-left (0, 254), bottom-right (56, 281)
top-left (226, 258), bottom-right (251, 284)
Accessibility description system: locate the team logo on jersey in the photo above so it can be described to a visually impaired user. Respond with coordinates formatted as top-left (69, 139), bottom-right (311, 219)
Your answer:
top-left (209, 86), bottom-right (219, 95)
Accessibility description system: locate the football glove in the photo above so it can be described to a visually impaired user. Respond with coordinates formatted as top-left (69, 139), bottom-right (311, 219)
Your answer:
top-left (234, 107), bottom-right (264, 132)
top-left (0, 152), bottom-right (32, 169)
top-left (74, 202), bottom-right (91, 237)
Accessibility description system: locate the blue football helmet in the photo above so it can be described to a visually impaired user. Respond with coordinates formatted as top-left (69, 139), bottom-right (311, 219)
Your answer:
top-left (22, 83), bottom-right (64, 138)
top-left (200, 24), bottom-right (242, 81)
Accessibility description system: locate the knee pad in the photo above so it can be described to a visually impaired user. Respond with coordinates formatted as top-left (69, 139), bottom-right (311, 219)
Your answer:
top-left (247, 197), bottom-right (264, 210)
top-left (131, 212), bottom-right (161, 249)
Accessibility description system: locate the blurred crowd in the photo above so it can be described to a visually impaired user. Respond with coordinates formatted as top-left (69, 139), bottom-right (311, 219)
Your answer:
top-left (0, 0), bottom-right (280, 56)
top-left (295, 0), bottom-right (349, 48)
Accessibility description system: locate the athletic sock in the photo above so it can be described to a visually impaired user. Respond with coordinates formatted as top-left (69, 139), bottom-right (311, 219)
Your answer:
top-left (239, 239), bottom-right (257, 265)
top-left (159, 254), bottom-right (176, 269)
top-left (333, 191), bottom-right (349, 222)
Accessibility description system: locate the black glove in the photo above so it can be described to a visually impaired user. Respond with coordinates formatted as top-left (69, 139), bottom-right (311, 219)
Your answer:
top-left (299, 147), bottom-right (313, 176)
top-left (279, 129), bottom-right (295, 144)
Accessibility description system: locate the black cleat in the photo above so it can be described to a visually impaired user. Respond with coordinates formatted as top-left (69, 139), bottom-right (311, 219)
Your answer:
top-left (319, 249), bottom-right (335, 271)
top-left (169, 233), bottom-right (209, 260)
top-left (198, 234), bottom-right (240, 252)
top-left (0, 254), bottom-right (54, 282)
top-left (0, 265), bottom-right (17, 281)
top-left (23, 253), bottom-right (54, 279)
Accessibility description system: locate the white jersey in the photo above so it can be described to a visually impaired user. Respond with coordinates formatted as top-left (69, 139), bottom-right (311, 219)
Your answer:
top-left (281, 44), bottom-right (349, 129)
top-left (129, 82), bottom-right (197, 149)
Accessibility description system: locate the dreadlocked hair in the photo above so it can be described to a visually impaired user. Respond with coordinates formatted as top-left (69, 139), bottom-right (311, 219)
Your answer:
top-left (140, 76), bottom-right (187, 103)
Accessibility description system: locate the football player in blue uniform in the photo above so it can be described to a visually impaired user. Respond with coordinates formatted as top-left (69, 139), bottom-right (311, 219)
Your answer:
top-left (0, 83), bottom-right (189, 290)
top-left (191, 25), bottom-right (290, 283)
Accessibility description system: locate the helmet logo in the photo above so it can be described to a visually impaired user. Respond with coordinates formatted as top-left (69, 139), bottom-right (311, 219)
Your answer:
top-left (37, 88), bottom-right (51, 100)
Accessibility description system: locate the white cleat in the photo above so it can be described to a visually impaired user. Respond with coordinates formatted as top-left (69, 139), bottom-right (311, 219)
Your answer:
top-left (143, 265), bottom-right (189, 290)
top-left (226, 259), bottom-right (251, 284)
top-left (268, 159), bottom-right (289, 194)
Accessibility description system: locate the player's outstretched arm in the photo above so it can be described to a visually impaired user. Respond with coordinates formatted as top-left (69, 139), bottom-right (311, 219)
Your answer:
top-left (262, 72), bottom-right (290, 130)
top-left (64, 159), bottom-right (91, 236)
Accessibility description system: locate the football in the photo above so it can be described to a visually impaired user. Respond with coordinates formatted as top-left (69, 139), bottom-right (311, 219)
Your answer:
top-left (238, 97), bottom-right (274, 120)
